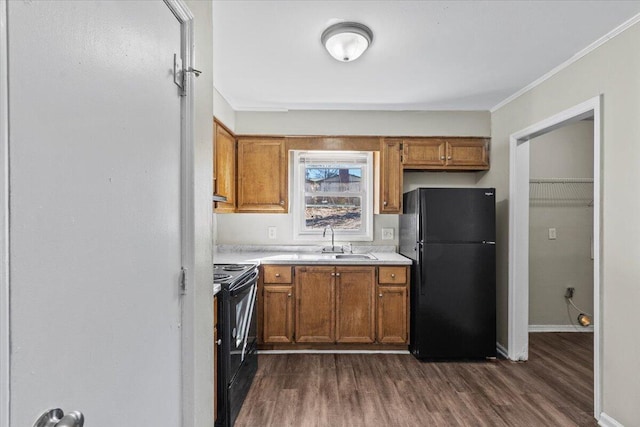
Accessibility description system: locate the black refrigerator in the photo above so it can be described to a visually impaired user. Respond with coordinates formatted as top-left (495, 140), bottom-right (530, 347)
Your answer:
top-left (399, 188), bottom-right (496, 359)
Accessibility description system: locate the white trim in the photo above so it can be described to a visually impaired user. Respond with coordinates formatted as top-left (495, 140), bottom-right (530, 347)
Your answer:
top-left (163, 1), bottom-right (196, 427)
top-left (529, 325), bottom-right (594, 333)
top-left (598, 412), bottom-right (625, 427)
top-left (496, 342), bottom-right (508, 359)
top-left (491, 13), bottom-right (640, 113)
top-left (258, 350), bottom-right (410, 355)
top-left (0, 1), bottom-right (9, 426)
top-left (508, 95), bottom-right (602, 418)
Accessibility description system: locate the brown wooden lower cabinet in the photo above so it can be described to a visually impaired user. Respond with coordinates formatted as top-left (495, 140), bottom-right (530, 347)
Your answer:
top-left (260, 264), bottom-right (409, 348)
top-left (377, 285), bottom-right (408, 344)
top-left (335, 267), bottom-right (376, 343)
top-left (295, 266), bottom-right (336, 343)
top-left (262, 285), bottom-right (294, 343)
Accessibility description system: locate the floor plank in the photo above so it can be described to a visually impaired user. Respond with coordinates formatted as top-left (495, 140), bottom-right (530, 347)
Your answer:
top-left (235, 333), bottom-right (595, 426)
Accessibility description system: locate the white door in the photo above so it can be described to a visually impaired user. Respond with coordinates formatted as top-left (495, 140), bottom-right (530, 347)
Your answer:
top-left (7, 1), bottom-right (184, 425)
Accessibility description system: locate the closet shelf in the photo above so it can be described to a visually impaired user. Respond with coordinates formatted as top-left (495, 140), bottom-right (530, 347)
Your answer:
top-left (529, 178), bottom-right (593, 207)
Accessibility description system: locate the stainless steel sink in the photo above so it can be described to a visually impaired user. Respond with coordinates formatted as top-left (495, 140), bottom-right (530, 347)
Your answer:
top-left (333, 254), bottom-right (376, 260)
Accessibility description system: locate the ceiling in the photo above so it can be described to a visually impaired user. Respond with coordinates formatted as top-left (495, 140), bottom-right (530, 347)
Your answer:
top-left (212, 1), bottom-right (640, 112)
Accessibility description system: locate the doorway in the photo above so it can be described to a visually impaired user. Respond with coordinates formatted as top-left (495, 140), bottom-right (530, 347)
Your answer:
top-left (507, 96), bottom-right (602, 417)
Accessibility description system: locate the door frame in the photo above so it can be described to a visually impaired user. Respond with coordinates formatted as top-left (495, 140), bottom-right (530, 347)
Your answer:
top-left (1, 1), bottom-right (10, 426)
top-left (0, 1), bottom-right (198, 426)
top-left (507, 95), bottom-right (602, 417)
top-left (163, 1), bottom-right (197, 426)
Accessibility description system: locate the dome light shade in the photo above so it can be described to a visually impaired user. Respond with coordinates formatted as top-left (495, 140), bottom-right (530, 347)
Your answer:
top-left (321, 22), bottom-right (373, 62)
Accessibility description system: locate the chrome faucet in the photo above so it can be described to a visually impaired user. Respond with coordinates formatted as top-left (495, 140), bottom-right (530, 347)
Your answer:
top-left (322, 225), bottom-right (343, 253)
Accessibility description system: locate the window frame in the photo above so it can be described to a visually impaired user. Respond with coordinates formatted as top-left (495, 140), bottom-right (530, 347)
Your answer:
top-left (292, 150), bottom-right (374, 242)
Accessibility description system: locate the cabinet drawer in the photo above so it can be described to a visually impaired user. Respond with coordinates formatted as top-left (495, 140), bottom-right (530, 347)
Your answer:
top-left (378, 267), bottom-right (407, 285)
top-left (263, 265), bottom-right (293, 283)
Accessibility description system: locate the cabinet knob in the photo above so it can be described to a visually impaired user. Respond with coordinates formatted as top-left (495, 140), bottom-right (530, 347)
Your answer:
top-left (447, 156), bottom-right (452, 160)
top-left (440, 156), bottom-right (445, 160)
top-left (275, 273), bottom-right (281, 277)
top-left (383, 200), bottom-right (388, 206)
top-left (287, 293), bottom-right (292, 298)
top-left (379, 294), bottom-right (383, 298)
top-left (331, 272), bottom-right (335, 276)
top-left (391, 274), bottom-right (396, 278)
top-left (336, 273), bottom-right (340, 277)
top-left (216, 339), bottom-right (222, 346)
top-left (280, 200), bottom-right (285, 205)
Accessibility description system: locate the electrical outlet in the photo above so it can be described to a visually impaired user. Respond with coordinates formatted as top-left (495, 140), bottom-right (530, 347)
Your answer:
top-left (548, 228), bottom-right (557, 240)
top-left (267, 226), bottom-right (277, 239)
top-left (565, 287), bottom-right (575, 299)
top-left (381, 228), bottom-right (394, 240)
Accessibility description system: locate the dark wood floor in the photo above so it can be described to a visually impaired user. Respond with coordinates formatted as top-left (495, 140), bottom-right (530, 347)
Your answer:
top-left (236, 333), bottom-right (594, 426)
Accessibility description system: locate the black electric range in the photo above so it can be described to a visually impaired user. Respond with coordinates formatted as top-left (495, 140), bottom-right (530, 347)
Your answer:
top-left (214, 263), bottom-right (259, 427)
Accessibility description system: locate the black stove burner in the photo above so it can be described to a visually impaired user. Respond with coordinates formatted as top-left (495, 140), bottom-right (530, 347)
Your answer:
top-left (214, 273), bottom-right (232, 281)
top-left (222, 265), bottom-right (247, 271)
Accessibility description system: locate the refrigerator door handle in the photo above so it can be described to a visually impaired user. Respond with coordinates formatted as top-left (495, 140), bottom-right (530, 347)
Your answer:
top-left (482, 241), bottom-right (496, 245)
top-left (417, 241), bottom-right (425, 296)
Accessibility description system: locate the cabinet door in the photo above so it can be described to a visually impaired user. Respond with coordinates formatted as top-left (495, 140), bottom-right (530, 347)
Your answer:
top-left (335, 267), bottom-right (375, 343)
top-left (380, 138), bottom-right (403, 214)
top-left (295, 266), bottom-right (335, 343)
top-left (402, 138), bottom-right (446, 168)
top-left (213, 120), bottom-right (236, 213)
top-left (377, 286), bottom-right (408, 344)
top-left (446, 138), bottom-right (489, 169)
top-left (237, 138), bottom-right (287, 213)
top-left (263, 285), bottom-right (294, 343)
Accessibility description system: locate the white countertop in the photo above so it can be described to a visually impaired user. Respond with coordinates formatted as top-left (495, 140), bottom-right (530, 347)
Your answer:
top-left (213, 245), bottom-right (412, 266)
top-left (212, 245), bottom-right (412, 295)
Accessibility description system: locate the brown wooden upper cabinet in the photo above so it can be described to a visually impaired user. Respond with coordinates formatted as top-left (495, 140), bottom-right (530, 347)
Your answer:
top-left (402, 137), bottom-right (489, 171)
top-left (213, 119), bottom-right (236, 213)
top-left (379, 138), bottom-right (403, 214)
top-left (236, 137), bottom-right (288, 213)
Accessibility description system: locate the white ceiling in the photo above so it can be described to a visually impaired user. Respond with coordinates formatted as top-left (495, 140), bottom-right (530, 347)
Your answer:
top-left (212, 1), bottom-right (640, 111)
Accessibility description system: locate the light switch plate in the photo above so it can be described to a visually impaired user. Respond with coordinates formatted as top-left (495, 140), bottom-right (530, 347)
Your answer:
top-left (382, 228), bottom-right (394, 240)
top-left (548, 228), bottom-right (557, 240)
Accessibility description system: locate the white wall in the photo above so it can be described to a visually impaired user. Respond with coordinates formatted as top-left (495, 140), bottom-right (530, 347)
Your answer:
top-left (214, 88), bottom-right (236, 131)
top-left (235, 110), bottom-right (490, 136)
top-left (214, 110), bottom-right (490, 247)
top-left (185, 1), bottom-right (214, 426)
top-left (488, 20), bottom-right (640, 425)
top-left (529, 121), bottom-right (594, 327)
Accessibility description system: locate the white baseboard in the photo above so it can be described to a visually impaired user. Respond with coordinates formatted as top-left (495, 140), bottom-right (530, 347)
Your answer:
top-left (496, 342), bottom-right (508, 359)
top-left (599, 412), bottom-right (625, 427)
top-left (258, 349), bottom-right (410, 355)
top-left (529, 324), bottom-right (594, 333)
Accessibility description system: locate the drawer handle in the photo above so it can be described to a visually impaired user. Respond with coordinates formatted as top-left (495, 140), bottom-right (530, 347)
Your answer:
top-left (275, 273), bottom-right (281, 277)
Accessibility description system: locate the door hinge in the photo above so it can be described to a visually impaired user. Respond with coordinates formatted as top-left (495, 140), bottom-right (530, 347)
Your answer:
top-left (174, 53), bottom-right (202, 97)
top-left (180, 266), bottom-right (187, 295)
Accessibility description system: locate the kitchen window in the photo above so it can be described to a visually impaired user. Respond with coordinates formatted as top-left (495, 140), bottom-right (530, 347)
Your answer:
top-left (292, 151), bottom-right (373, 241)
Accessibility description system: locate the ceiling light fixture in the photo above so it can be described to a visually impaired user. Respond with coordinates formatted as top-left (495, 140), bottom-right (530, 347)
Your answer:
top-left (321, 21), bottom-right (373, 62)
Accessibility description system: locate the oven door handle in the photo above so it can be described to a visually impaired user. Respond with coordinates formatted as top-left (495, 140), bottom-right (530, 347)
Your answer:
top-left (230, 270), bottom-right (259, 297)
top-left (240, 285), bottom-right (257, 361)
